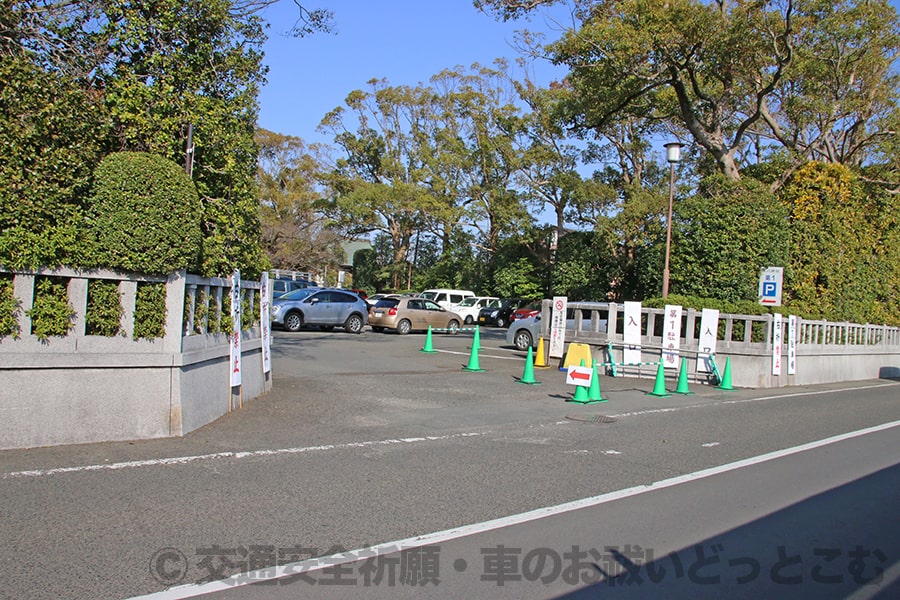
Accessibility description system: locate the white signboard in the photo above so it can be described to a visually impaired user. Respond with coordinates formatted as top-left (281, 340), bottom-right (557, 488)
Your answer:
top-left (788, 315), bottom-right (797, 375)
top-left (623, 301), bottom-right (642, 365)
top-left (549, 296), bottom-right (567, 359)
top-left (260, 272), bottom-right (272, 375)
top-left (566, 365), bottom-right (593, 386)
top-left (662, 304), bottom-right (683, 369)
top-left (759, 266), bottom-right (784, 307)
top-left (230, 270), bottom-right (242, 387)
top-left (696, 308), bottom-right (719, 373)
top-left (772, 313), bottom-right (783, 376)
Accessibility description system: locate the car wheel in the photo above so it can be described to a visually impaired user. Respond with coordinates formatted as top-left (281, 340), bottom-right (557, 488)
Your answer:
top-left (344, 314), bottom-right (364, 334)
top-left (396, 319), bottom-right (412, 335)
top-left (513, 329), bottom-right (533, 351)
top-left (447, 320), bottom-right (460, 334)
top-left (464, 315), bottom-right (474, 325)
top-left (496, 316), bottom-right (507, 328)
top-left (284, 311), bottom-right (303, 332)
top-left (372, 326), bottom-right (384, 333)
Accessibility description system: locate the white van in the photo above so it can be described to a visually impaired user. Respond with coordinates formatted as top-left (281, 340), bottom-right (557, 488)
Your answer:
top-left (418, 289), bottom-right (475, 311)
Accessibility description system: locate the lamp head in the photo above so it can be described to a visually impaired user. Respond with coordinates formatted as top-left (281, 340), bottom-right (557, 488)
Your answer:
top-left (664, 142), bottom-right (683, 164)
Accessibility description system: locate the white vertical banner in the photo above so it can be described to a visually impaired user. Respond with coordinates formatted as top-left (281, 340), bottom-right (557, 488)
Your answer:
top-left (772, 313), bottom-right (783, 376)
top-left (230, 270), bottom-right (242, 387)
top-left (548, 296), bottom-right (568, 359)
top-left (260, 272), bottom-right (272, 375)
top-left (787, 314), bottom-right (797, 375)
top-left (696, 308), bottom-right (719, 373)
top-left (623, 301), bottom-right (642, 365)
top-left (662, 304), bottom-right (683, 369)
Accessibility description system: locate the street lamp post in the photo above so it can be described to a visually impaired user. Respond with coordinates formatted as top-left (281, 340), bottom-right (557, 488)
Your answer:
top-left (662, 142), bottom-right (682, 299)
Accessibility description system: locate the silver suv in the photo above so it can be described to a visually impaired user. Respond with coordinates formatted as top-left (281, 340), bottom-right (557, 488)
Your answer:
top-left (272, 288), bottom-right (369, 333)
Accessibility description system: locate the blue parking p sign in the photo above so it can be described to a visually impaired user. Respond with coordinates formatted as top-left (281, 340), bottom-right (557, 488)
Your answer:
top-left (759, 267), bottom-right (783, 306)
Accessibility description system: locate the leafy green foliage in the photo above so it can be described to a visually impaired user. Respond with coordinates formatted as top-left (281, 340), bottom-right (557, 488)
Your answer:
top-left (673, 175), bottom-right (790, 302)
top-left (5, 0), bottom-right (269, 280)
top-left (551, 231), bottom-right (616, 300)
top-left (133, 283), bottom-right (167, 339)
top-left (781, 163), bottom-right (900, 324)
top-left (493, 257), bottom-right (543, 299)
top-left (0, 275), bottom-right (21, 339)
top-left (0, 56), bottom-right (108, 269)
top-left (89, 152), bottom-right (202, 274)
top-left (351, 249), bottom-right (378, 292)
top-left (27, 278), bottom-right (75, 341)
top-left (85, 280), bottom-right (123, 337)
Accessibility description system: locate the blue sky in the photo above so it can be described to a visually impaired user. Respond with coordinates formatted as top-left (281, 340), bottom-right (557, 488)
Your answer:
top-left (256, 0), bottom-right (572, 146)
top-left (256, 0), bottom-right (900, 150)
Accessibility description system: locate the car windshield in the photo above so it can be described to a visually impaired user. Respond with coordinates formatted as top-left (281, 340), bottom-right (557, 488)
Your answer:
top-left (419, 292), bottom-right (437, 301)
top-left (457, 297), bottom-right (479, 307)
top-left (279, 288), bottom-right (316, 300)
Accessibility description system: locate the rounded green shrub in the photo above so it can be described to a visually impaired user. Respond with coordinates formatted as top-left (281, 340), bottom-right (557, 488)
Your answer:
top-left (89, 152), bottom-right (202, 274)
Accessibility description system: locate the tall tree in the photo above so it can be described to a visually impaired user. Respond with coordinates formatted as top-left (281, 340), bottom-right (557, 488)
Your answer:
top-left (255, 128), bottom-right (343, 271)
top-left (761, 0), bottom-right (900, 186)
top-left (479, 0), bottom-right (900, 188)
top-left (319, 80), bottom-right (444, 289)
top-left (430, 62), bottom-right (532, 260)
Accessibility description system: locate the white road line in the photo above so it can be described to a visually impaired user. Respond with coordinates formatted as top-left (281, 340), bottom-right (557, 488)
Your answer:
top-left (1, 432), bottom-right (485, 479)
top-left (611, 381), bottom-right (900, 418)
top-left (126, 418), bottom-right (900, 600)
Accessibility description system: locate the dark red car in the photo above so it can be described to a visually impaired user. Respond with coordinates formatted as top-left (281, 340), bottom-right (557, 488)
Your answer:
top-left (512, 300), bottom-right (542, 321)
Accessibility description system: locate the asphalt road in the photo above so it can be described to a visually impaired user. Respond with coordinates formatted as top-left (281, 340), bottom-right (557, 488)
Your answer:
top-left (1, 326), bottom-right (898, 600)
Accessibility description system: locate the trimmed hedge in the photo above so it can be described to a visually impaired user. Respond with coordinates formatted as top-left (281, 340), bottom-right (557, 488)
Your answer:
top-left (89, 152), bottom-right (202, 275)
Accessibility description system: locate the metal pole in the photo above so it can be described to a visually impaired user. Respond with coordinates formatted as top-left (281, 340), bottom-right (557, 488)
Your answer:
top-left (662, 162), bottom-right (676, 298)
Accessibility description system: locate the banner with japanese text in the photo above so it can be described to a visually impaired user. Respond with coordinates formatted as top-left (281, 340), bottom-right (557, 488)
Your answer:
top-left (662, 304), bottom-right (683, 369)
top-left (260, 272), bottom-right (271, 375)
top-left (788, 315), bottom-right (797, 375)
top-left (230, 270), bottom-right (242, 387)
top-left (549, 296), bottom-right (568, 359)
top-left (623, 301), bottom-right (642, 365)
top-left (696, 308), bottom-right (719, 373)
top-left (772, 313), bottom-right (783, 375)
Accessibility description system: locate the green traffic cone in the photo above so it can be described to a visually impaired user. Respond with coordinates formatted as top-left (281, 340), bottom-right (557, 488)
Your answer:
top-left (647, 360), bottom-right (671, 397)
top-left (570, 359), bottom-right (591, 403)
top-left (420, 326), bottom-right (436, 353)
top-left (588, 359), bottom-right (607, 402)
top-left (716, 356), bottom-right (735, 391)
top-left (673, 358), bottom-right (693, 395)
top-left (472, 325), bottom-right (481, 351)
top-left (462, 335), bottom-right (484, 372)
top-left (516, 347), bottom-right (541, 385)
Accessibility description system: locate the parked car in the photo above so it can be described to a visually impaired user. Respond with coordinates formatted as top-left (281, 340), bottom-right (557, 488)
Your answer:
top-left (369, 296), bottom-right (462, 335)
top-left (506, 312), bottom-right (607, 351)
top-left (453, 296), bottom-right (501, 325)
top-left (272, 278), bottom-right (318, 298)
top-left (365, 293), bottom-right (391, 308)
top-left (507, 315), bottom-right (540, 351)
top-left (271, 288), bottom-right (368, 333)
top-left (418, 289), bottom-right (475, 311)
top-left (477, 298), bottom-right (533, 328)
top-left (512, 300), bottom-right (542, 321)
